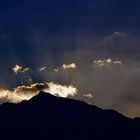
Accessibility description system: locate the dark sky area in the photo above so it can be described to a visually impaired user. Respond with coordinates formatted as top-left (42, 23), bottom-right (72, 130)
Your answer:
top-left (0, 0), bottom-right (140, 64)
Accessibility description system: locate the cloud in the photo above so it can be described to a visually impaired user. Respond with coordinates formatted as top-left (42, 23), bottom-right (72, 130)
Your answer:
top-left (0, 88), bottom-right (27, 104)
top-left (83, 93), bottom-right (93, 99)
top-left (103, 31), bottom-right (126, 41)
top-left (62, 63), bottom-right (77, 70)
top-left (21, 67), bottom-right (30, 73)
top-left (53, 63), bottom-right (77, 73)
top-left (45, 82), bottom-right (78, 97)
top-left (12, 65), bottom-right (30, 74)
top-left (12, 65), bottom-right (22, 74)
top-left (93, 58), bottom-right (122, 67)
top-left (38, 66), bottom-right (47, 72)
top-left (54, 68), bottom-right (60, 72)
top-left (0, 82), bottom-right (78, 104)
top-left (15, 83), bottom-right (49, 94)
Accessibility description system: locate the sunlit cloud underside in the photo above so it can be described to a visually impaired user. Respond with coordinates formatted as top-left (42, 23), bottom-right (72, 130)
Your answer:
top-left (0, 82), bottom-right (78, 104)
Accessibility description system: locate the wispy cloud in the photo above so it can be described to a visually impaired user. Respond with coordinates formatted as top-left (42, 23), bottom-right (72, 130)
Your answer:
top-left (12, 65), bottom-right (22, 74)
top-left (38, 66), bottom-right (47, 72)
top-left (93, 58), bottom-right (122, 67)
top-left (12, 65), bottom-right (30, 74)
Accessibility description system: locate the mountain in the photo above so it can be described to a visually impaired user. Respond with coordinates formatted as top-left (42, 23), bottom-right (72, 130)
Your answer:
top-left (0, 91), bottom-right (139, 140)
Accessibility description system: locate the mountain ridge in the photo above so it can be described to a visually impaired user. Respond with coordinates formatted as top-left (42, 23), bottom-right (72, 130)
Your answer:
top-left (0, 91), bottom-right (139, 139)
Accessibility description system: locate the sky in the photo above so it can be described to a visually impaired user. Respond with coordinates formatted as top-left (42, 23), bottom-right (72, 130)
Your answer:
top-left (0, 0), bottom-right (140, 118)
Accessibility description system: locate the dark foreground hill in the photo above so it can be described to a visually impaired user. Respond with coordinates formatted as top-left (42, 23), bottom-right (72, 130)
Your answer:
top-left (0, 91), bottom-right (139, 140)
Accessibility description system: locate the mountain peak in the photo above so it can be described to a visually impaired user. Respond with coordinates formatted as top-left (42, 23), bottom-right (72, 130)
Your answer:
top-left (0, 91), bottom-right (139, 139)
top-left (29, 91), bottom-right (56, 102)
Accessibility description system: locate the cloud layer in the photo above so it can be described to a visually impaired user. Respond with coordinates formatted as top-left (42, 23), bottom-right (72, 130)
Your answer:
top-left (1, 31), bottom-right (140, 118)
top-left (0, 82), bottom-right (78, 104)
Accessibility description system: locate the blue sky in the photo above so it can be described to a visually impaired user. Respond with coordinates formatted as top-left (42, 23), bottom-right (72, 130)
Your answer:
top-left (0, 0), bottom-right (140, 58)
top-left (0, 0), bottom-right (140, 83)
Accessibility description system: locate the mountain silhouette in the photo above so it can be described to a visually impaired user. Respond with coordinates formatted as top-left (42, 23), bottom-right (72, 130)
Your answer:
top-left (0, 91), bottom-right (139, 139)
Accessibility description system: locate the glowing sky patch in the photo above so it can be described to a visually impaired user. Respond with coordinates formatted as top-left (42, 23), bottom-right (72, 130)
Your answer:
top-left (0, 82), bottom-right (78, 104)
